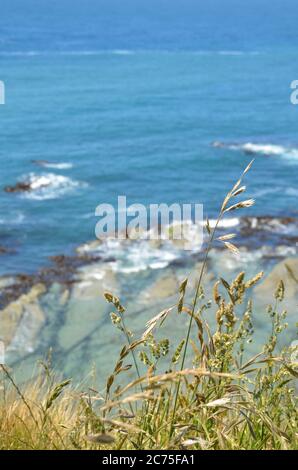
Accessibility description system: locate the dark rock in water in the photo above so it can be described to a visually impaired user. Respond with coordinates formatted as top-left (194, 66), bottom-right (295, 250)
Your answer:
top-left (50, 253), bottom-right (102, 269)
top-left (103, 256), bottom-right (116, 263)
top-left (168, 258), bottom-right (190, 268)
top-left (50, 254), bottom-right (71, 267)
top-left (17, 273), bottom-right (35, 285)
top-left (37, 252), bottom-right (103, 287)
top-left (0, 245), bottom-right (10, 255)
top-left (242, 148), bottom-right (255, 155)
top-left (31, 159), bottom-right (50, 167)
top-left (0, 273), bottom-right (35, 309)
top-left (4, 182), bottom-right (32, 193)
top-left (240, 216), bottom-right (297, 236)
top-left (0, 251), bottom-right (103, 310)
top-left (4, 176), bottom-right (52, 193)
top-left (212, 141), bottom-right (225, 148)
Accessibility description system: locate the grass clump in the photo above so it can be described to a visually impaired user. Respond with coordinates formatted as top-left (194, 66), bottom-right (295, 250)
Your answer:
top-left (0, 162), bottom-right (297, 450)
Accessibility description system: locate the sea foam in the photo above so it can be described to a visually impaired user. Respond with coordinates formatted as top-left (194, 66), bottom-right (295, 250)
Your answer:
top-left (20, 173), bottom-right (87, 201)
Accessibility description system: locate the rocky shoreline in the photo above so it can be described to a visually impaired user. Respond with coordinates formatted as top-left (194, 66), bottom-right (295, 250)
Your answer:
top-left (0, 218), bottom-right (297, 383)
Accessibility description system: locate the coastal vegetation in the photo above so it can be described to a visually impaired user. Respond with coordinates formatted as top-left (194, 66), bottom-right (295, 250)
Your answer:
top-left (0, 163), bottom-right (297, 450)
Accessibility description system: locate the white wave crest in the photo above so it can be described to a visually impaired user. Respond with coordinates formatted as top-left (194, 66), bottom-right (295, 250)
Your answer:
top-left (20, 173), bottom-right (87, 200)
top-left (34, 161), bottom-right (73, 170)
top-left (208, 218), bottom-right (240, 229)
top-left (214, 141), bottom-right (298, 160)
top-left (0, 49), bottom-right (136, 57)
top-left (286, 187), bottom-right (298, 197)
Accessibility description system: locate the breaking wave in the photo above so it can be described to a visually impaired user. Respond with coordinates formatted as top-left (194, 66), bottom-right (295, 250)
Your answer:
top-left (32, 161), bottom-right (73, 170)
top-left (20, 173), bottom-right (87, 200)
top-left (77, 216), bottom-right (298, 274)
top-left (212, 141), bottom-right (298, 160)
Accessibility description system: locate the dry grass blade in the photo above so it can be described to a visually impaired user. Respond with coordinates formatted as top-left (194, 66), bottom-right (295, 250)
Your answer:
top-left (101, 391), bottom-right (154, 412)
top-left (243, 159), bottom-right (255, 174)
top-left (182, 437), bottom-right (211, 449)
top-left (147, 368), bottom-right (241, 385)
top-left (113, 376), bottom-right (146, 399)
top-left (145, 307), bottom-right (174, 328)
top-left (127, 339), bottom-right (145, 351)
top-left (225, 199), bottom-right (255, 213)
top-left (141, 323), bottom-right (155, 340)
top-left (283, 363), bottom-right (298, 379)
top-left (224, 241), bottom-right (240, 256)
top-left (178, 278), bottom-right (188, 314)
top-left (240, 352), bottom-right (265, 370)
top-left (142, 307), bottom-right (174, 339)
top-left (206, 217), bottom-right (211, 235)
top-left (217, 233), bottom-right (236, 241)
top-left (45, 380), bottom-right (71, 411)
top-left (285, 263), bottom-right (298, 284)
top-left (85, 433), bottom-right (115, 444)
top-left (102, 418), bottom-right (143, 434)
top-left (245, 271), bottom-right (264, 288)
top-left (229, 160), bottom-right (254, 199)
top-left (203, 397), bottom-right (232, 408)
top-left (232, 185), bottom-right (246, 197)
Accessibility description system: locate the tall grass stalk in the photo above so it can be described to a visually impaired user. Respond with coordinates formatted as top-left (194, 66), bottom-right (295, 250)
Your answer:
top-left (171, 160), bottom-right (255, 433)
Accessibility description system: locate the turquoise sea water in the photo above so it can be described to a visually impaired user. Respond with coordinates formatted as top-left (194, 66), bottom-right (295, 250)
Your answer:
top-left (0, 0), bottom-right (298, 275)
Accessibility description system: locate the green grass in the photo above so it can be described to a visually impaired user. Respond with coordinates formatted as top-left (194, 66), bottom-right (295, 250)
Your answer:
top-left (0, 162), bottom-right (297, 450)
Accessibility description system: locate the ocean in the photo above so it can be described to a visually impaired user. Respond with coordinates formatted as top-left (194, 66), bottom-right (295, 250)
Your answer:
top-left (0, 0), bottom-right (298, 275)
top-left (0, 0), bottom-right (297, 380)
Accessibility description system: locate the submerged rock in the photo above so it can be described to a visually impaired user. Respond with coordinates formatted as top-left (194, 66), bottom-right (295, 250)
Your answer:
top-left (4, 182), bottom-right (33, 193)
top-left (143, 273), bottom-right (180, 300)
top-left (31, 159), bottom-right (51, 167)
top-left (57, 264), bottom-right (118, 351)
top-left (1, 220), bottom-right (297, 383)
top-left (0, 245), bottom-right (12, 255)
top-left (0, 283), bottom-right (46, 349)
top-left (254, 257), bottom-right (298, 313)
